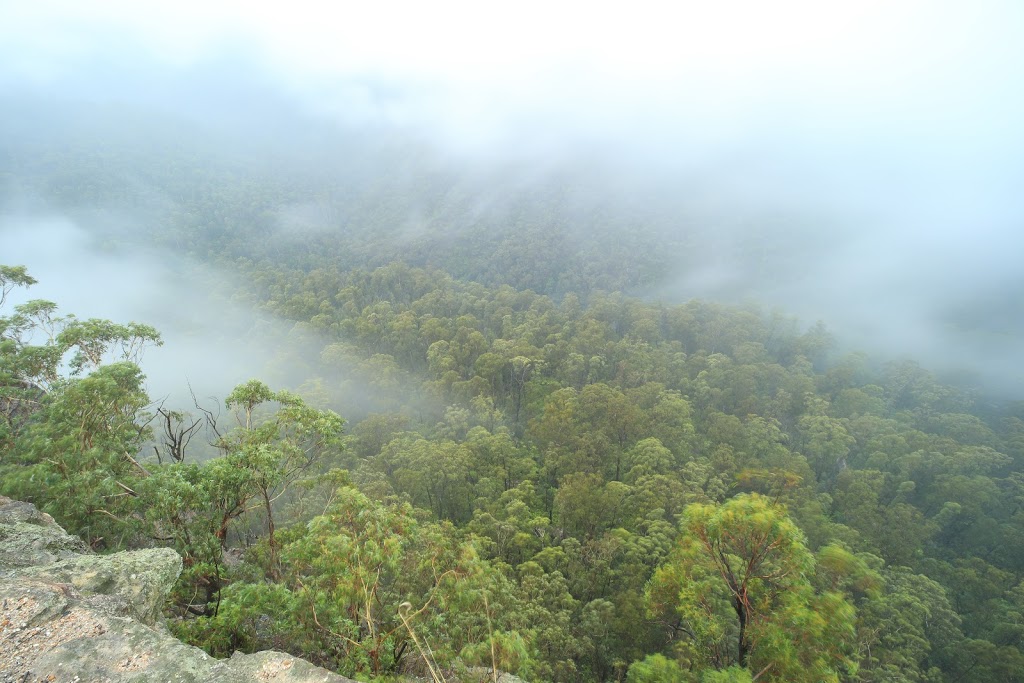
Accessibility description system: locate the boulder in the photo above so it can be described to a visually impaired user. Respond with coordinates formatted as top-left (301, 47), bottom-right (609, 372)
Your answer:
top-left (0, 498), bottom-right (89, 568)
top-left (0, 497), bottom-right (355, 683)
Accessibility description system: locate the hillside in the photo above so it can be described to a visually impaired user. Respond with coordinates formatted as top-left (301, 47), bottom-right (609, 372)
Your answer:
top-left (2, 7), bottom-right (1023, 678)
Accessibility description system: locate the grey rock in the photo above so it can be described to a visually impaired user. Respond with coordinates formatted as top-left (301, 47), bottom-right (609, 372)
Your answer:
top-left (0, 498), bottom-right (356, 683)
top-left (0, 497), bottom-right (89, 569)
top-left (20, 547), bottom-right (182, 626)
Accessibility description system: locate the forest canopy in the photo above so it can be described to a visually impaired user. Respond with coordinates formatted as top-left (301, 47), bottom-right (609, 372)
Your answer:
top-left (2, 4), bottom-right (1024, 679)
top-left (3, 248), bottom-right (1024, 681)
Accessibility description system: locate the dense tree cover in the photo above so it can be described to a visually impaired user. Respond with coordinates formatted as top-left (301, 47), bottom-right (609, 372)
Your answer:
top-left (4, 258), bottom-right (1024, 683)
top-left (2, 110), bottom-right (1024, 683)
top-left (1, 98), bottom-right (817, 302)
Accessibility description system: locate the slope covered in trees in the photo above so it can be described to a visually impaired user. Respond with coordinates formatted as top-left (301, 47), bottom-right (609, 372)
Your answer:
top-left (2, 107), bottom-right (1024, 682)
top-left (3, 252), bottom-right (1024, 682)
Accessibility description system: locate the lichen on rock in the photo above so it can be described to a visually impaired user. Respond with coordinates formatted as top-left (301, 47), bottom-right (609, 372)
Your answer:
top-left (0, 498), bottom-right (89, 569)
top-left (0, 497), bottom-right (355, 683)
top-left (19, 547), bottom-right (183, 626)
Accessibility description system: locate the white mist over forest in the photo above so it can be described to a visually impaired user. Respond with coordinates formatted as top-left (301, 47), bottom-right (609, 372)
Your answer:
top-left (8, 7), bottom-right (1024, 682)
top-left (2, 1), bottom-right (1024, 396)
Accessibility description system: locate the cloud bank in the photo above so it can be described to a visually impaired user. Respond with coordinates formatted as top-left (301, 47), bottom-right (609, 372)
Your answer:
top-left (2, 1), bottom-right (1023, 394)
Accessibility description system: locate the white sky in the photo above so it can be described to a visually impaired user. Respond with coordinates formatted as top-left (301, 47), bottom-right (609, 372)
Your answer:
top-left (4, 1), bottom-right (1022, 143)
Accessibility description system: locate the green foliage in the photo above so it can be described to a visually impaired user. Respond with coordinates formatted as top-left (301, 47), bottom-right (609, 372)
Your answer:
top-left (138, 379), bottom-right (345, 609)
top-left (700, 667), bottom-right (753, 683)
top-left (0, 269), bottom-right (161, 463)
top-left (647, 494), bottom-right (856, 682)
top-left (459, 629), bottom-right (532, 678)
top-left (854, 567), bottom-right (962, 682)
top-left (0, 268), bottom-right (167, 552)
top-left (626, 653), bottom-right (689, 683)
top-left (2, 249), bottom-right (1023, 682)
top-left (182, 486), bottom-right (525, 679)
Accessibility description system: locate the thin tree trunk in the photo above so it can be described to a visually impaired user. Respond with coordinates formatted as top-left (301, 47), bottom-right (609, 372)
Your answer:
top-left (263, 489), bottom-right (278, 580)
top-left (736, 596), bottom-right (749, 667)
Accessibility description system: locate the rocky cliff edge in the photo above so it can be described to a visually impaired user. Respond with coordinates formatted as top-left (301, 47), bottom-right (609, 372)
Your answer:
top-left (0, 496), bottom-right (355, 683)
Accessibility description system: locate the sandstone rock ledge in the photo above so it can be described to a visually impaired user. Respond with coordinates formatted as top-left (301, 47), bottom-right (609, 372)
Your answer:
top-left (0, 497), bottom-right (354, 683)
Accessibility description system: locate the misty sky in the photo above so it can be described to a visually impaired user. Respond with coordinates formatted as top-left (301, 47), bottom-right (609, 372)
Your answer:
top-left (3, 1), bottom-right (1024, 394)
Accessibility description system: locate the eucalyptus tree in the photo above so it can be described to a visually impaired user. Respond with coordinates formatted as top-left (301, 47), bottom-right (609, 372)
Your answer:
top-left (0, 265), bottom-right (161, 546)
top-left (647, 494), bottom-right (856, 682)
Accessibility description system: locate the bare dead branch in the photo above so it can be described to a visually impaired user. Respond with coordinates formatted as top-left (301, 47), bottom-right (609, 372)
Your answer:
top-left (115, 480), bottom-right (138, 497)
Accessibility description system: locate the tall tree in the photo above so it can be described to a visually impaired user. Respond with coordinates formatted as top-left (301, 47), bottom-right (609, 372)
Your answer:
top-left (217, 379), bottom-right (345, 574)
top-left (0, 265), bottom-right (161, 545)
top-left (646, 494), bottom-right (856, 682)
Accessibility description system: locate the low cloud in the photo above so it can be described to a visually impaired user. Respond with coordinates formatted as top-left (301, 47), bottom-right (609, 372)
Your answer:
top-left (2, 1), bottom-right (1023, 395)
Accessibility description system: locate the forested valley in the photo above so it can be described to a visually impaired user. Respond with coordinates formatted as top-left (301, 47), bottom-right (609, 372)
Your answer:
top-left (2, 99), bottom-right (1024, 683)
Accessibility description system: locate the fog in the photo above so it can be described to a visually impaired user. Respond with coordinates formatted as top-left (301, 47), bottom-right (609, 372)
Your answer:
top-left (3, 1), bottom-right (1024, 396)
top-left (0, 214), bottom-right (301, 406)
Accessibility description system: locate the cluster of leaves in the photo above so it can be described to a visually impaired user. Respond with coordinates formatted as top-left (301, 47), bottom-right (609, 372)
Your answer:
top-left (0, 265), bottom-right (162, 544)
